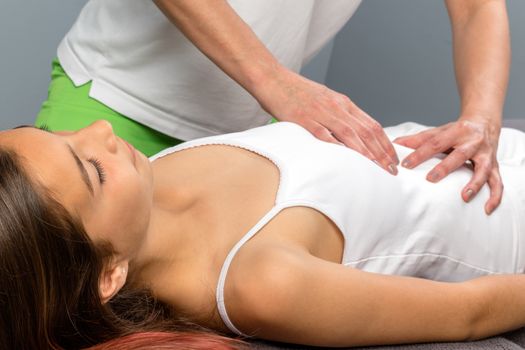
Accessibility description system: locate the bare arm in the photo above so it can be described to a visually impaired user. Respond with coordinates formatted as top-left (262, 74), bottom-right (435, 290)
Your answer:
top-left (448, 0), bottom-right (510, 129)
top-left (227, 247), bottom-right (525, 347)
top-left (153, 0), bottom-right (399, 175)
top-left (396, 0), bottom-right (510, 215)
top-left (153, 0), bottom-right (279, 102)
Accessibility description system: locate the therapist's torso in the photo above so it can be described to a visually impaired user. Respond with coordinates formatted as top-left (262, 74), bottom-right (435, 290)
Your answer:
top-left (57, 0), bottom-right (361, 140)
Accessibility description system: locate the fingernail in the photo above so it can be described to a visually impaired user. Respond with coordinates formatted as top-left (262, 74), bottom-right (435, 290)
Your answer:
top-left (402, 159), bottom-right (412, 168)
top-left (428, 172), bottom-right (440, 182)
top-left (394, 154), bottom-right (400, 165)
top-left (388, 164), bottom-right (398, 175)
top-left (465, 189), bottom-right (474, 202)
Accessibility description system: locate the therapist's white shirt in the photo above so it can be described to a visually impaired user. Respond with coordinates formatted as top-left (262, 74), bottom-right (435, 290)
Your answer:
top-left (58, 0), bottom-right (361, 140)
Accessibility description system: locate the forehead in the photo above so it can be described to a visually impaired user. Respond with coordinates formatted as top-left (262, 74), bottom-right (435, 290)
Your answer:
top-left (0, 127), bottom-right (91, 214)
top-left (0, 127), bottom-right (62, 165)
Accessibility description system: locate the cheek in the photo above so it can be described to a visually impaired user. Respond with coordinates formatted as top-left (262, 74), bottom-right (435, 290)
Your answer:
top-left (88, 173), bottom-right (152, 253)
top-left (113, 175), bottom-right (151, 231)
top-left (111, 160), bottom-right (153, 212)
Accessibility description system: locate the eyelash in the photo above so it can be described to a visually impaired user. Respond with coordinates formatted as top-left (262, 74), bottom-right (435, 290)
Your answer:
top-left (37, 124), bottom-right (52, 132)
top-left (88, 158), bottom-right (107, 185)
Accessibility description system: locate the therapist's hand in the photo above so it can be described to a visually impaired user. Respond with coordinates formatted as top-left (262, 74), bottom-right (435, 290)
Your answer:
top-left (155, 0), bottom-right (398, 175)
top-left (394, 118), bottom-right (502, 215)
top-left (257, 68), bottom-right (399, 175)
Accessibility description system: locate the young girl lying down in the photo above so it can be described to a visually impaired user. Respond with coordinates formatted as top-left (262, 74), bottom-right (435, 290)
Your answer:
top-left (2, 120), bottom-right (525, 349)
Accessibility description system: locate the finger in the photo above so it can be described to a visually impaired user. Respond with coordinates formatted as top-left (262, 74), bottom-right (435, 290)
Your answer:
top-left (305, 121), bottom-right (345, 146)
top-left (460, 157), bottom-right (492, 204)
top-left (354, 121), bottom-right (398, 173)
top-left (368, 119), bottom-right (399, 165)
top-left (394, 128), bottom-right (440, 149)
top-left (331, 117), bottom-right (397, 175)
top-left (401, 128), bottom-right (461, 169)
top-left (484, 167), bottom-right (503, 215)
top-left (426, 147), bottom-right (476, 183)
top-left (328, 122), bottom-right (378, 160)
top-left (306, 119), bottom-right (378, 162)
top-left (345, 102), bottom-right (399, 165)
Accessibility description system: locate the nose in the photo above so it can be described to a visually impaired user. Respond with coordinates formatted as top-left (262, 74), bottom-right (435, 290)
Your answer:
top-left (77, 120), bottom-right (118, 153)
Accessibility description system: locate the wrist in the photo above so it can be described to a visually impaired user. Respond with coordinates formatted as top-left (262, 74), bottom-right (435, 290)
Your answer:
top-left (458, 113), bottom-right (502, 142)
top-left (248, 64), bottom-right (298, 114)
top-left (242, 57), bottom-right (287, 96)
top-left (459, 112), bottom-right (502, 129)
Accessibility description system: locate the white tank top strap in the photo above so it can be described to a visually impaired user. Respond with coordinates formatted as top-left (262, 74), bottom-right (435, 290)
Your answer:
top-left (216, 204), bottom-right (285, 336)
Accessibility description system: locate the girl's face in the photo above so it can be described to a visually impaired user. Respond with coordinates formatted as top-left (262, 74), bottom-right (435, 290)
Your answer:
top-left (0, 120), bottom-right (154, 260)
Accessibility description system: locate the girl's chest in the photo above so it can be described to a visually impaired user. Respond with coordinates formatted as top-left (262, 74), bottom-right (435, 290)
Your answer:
top-left (149, 145), bottom-right (344, 321)
top-left (153, 144), bottom-right (343, 260)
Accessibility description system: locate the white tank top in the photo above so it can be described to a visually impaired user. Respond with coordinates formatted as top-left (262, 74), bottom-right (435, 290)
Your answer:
top-left (57, 0), bottom-right (361, 141)
top-left (150, 122), bottom-right (525, 336)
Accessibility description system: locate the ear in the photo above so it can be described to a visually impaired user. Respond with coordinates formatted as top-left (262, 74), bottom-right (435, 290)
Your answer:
top-left (99, 260), bottom-right (129, 304)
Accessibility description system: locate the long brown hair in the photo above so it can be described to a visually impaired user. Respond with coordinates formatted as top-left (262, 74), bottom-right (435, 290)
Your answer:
top-left (0, 147), bottom-right (242, 349)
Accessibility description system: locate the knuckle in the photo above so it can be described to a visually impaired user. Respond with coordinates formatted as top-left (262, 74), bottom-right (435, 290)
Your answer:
top-left (370, 121), bottom-right (383, 134)
top-left (454, 147), bottom-right (470, 159)
top-left (360, 129), bottom-right (374, 142)
top-left (339, 94), bottom-right (351, 104)
top-left (475, 156), bottom-right (492, 169)
top-left (428, 137), bottom-right (442, 152)
top-left (479, 163), bottom-right (492, 175)
top-left (310, 125), bottom-right (328, 139)
top-left (481, 154), bottom-right (493, 164)
top-left (340, 125), bottom-right (355, 138)
top-left (329, 97), bottom-right (342, 109)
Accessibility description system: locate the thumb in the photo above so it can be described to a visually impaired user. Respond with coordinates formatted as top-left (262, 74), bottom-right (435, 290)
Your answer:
top-left (393, 134), bottom-right (423, 148)
top-left (394, 128), bottom-right (440, 149)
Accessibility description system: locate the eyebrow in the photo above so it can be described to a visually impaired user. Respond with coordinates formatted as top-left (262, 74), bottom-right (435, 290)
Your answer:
top-left (68, 145), bottom-right (95, 197)
top-left (13, 124), bottom-right (40, 130)
top-left (14, 125), bottom-right (94, 196)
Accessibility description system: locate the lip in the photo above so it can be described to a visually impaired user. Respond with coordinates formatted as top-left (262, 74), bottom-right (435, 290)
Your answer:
top-left (123, 139), bottom-right (136, 164)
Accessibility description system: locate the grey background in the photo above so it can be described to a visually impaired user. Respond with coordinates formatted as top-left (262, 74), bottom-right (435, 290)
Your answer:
top-left (1, 0), bottom-right (523, 130)
top-left (323, 0), bottom-right (525, 127)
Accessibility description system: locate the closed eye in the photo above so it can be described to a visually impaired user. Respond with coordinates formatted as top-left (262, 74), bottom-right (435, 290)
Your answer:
top-left (88, 157), bottom-right (106, 185)
top-left (35, 125), bottom-right (106, 184)
top-left (13, 124), bottom-right (103, 192)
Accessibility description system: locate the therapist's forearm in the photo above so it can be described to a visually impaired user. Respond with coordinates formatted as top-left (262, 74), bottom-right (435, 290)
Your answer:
top-left (154, 0), bottom-right (401, 175)
top-left (153, 0), bottom-right (284, 99)
top-left (446, 0), bottom-right (510, 129)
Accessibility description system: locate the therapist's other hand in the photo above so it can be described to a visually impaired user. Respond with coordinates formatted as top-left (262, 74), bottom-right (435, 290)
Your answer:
top-left (257, 69), bottom-right (399, 175)
top-left (394, 119), bottom-right (502, 215)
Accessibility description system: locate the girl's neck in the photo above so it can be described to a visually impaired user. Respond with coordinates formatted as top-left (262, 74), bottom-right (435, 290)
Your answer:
top-left (126, 164), bottom-right (212, 288)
